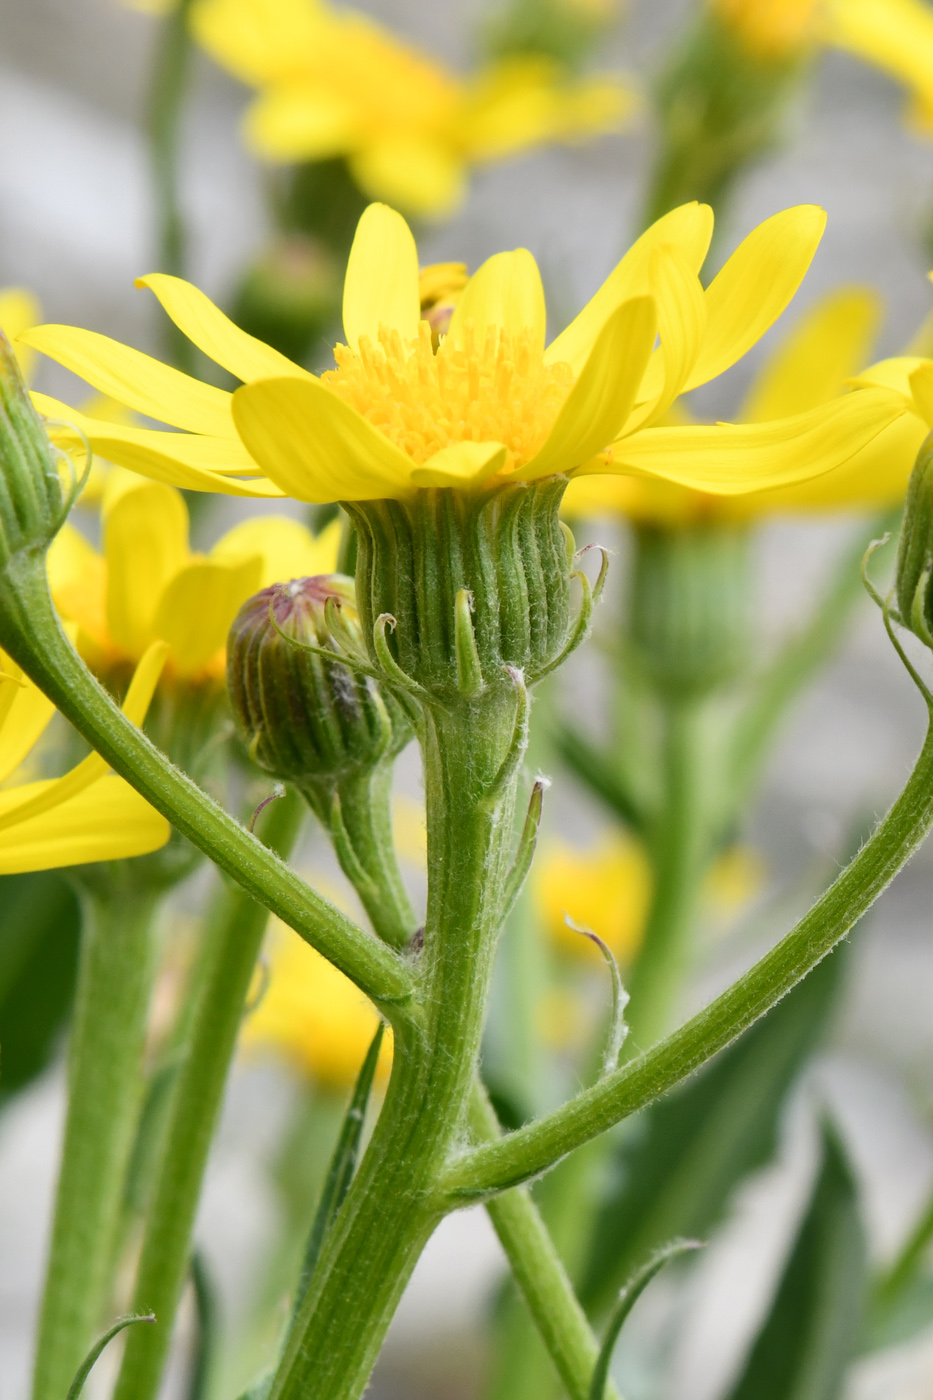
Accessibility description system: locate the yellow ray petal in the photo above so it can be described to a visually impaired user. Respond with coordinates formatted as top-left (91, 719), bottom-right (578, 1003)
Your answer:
top-left (232, 376), bottom-right (416, 503)
top-left (852, 356), bottom-right (926, 398)
top-left (0, 641), bottom-right (168, 835)
top-left (152, 556), bottom-right (265, 674)
top-left (685, 205), bottom-right (827, 392)
top-left (212, 514), bottom-right (342, 587)
top-left (32, 394), bottom-right (284, 498)
top-left (349, 140), bottom-right (466, 220)
top-left (629, 243), bottom-right (708, 426)
top-left (244, 87), bottom-right (358, 162)
top-left (740, 287), bottom-right (880, 422)
top-left (410, 441), bottom-right (507, 489)
top-left (824, 0), bottom-right (933, 126)
top-left (592, 388), bottom-right (906, 494)
top-left (136, 274), bottom-right (306, 384)
top-left (515, 296), bottom-right (658, 482)
top-left (0, 287), bottom-right (40, 382)
top-left (546, 202), bottom-right (714, 374)
top-left (0, 661), bottom-right (55, 785)
top-left (104, 479), bottom-right (190, 655)
top-left (20, 324), bottom-right (236, 436)
top-left (343, 204), bottom-right (421, 351)
top-left (0, 775), bottom-right (169, 874)
top-left (447, 248), bottom-right (546, 357)
top-left (47, 525), bottom-right (110, 650)
top-left (730, 412), bottom-right (928, 514)
top-left (909, 363), bottom-right (933, 425)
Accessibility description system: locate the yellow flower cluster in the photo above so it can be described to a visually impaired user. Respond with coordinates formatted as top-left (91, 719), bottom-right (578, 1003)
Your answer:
top-left (19, 201), bottom-right (908, 509)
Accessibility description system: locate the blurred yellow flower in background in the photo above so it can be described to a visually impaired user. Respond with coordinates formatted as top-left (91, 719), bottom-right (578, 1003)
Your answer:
top-left (188, 0), bottom-right (634, 217)
top-left (21, 201), bottom-right (907, 507)
top-left (0, 642), bottom-right (169, 872)
top-left (0, 286), bottom-right (41, 382)
top-left (243, 916), bottom-right (392, 1087)
top-left (48, 470), bottom-right (340, 678)
top-left (536, 830), bottom-right (652, 962)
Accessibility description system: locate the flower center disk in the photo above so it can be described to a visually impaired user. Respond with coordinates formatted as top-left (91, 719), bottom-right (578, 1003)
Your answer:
top-left (323, 320), bottom-right (575, 475)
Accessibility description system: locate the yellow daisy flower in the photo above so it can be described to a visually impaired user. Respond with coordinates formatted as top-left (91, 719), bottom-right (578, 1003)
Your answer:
top-left (186, 0), bottom-right (634, 218)
top-left (535, 830), bottom-right (652, 962)
top-left (565, 284), bottom-right (929, 520)
top-left (20, 202), bottom-right (906, 508)
top-left (243, 916), bottom-right (391, 1087)
top-left (47, 469), bottom-right (341, 678)
top-left (0, 642), bottom-right (169, 873)
top-left (712, 0), bottom-right (933, 129)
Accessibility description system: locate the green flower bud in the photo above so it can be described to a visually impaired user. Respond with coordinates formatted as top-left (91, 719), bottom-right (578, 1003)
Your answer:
top-left (895, 431), bottom-right (933, 648)
top-left (0, 330), bottom-right (69, 569)
top-left (227, 574), bottom-right (411, 783)
top-left (629, 522), bottom-right (752, 698)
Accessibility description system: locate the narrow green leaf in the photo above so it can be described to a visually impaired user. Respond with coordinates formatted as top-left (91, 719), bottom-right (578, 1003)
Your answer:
top-left (579, 942), bottom-right (848, 1315)
top-left (186, 1249), bottom-right (218, 1400)
top-left (565, 916), bottom-right (629, 1076)
top-left (589, 1239), bottom-right (701, 1400)
top-left (0, 871), bottom-right (81, 1110)
top-left (291, 1022), bottom-right (385, 1317)
top-left (64, 1313), bottom-right (155, 1400)
top-left (726, 1121), bottom-right (866, 1400)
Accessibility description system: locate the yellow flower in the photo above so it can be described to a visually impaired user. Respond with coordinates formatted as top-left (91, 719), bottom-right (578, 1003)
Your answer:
top-left (0, 642), bottom-right (170, 873)
top-left (711, 0), bottom-right (933, 129)
top-left (243, 916), bottom-right (391, 1087)
top-left (0, 286), bottom-right (41, 383)
top-left (20, 202), bottom-right (906, 509)
top-left (47, 469), bottom-right (341, 678)
top-left (187, 0), bottom-right (634, 217)
top-left (565, 283), bottom-right (928, 520)
top-left (536, 830), bottom-right (652, 962)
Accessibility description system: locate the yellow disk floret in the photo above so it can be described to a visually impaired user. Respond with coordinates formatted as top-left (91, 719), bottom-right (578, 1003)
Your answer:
top-left (322, 320), bottom-right (575, 475)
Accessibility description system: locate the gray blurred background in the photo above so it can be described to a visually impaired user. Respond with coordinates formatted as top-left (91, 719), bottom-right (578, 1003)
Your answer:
top-left (2, 0), bottom-right (933, 1396)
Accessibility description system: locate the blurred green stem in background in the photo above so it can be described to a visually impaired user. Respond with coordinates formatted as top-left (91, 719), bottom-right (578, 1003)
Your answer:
top-left (146, 0), bottom-right (197, 373)
top-left (113, 789), bottom-right (304, 1400)
top-left (643, 11), bottom-right (810, 234)
top-left (31, 874), bottom-right (160, 1400)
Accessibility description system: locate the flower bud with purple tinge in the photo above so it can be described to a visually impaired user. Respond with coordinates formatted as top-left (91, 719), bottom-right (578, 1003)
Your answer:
top-left (227, 574), bottom-right (411, 784)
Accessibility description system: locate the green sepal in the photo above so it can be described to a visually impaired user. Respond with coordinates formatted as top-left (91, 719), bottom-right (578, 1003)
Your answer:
top-left (0, 330), bottom-right (71, 570)
top-left (895, 431), bottom-right (933, 648)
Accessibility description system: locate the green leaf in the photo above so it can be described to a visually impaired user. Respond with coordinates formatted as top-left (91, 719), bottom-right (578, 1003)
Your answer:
top-left (589, 1239), bottom-right (702, 1400)
top-left (65, 1313), bottom-right (155, 1400)
top-left (0, 871), bottom-right (81, 1109)
top-left (724, 1123), bottom-right (867, 1400)
top-left (186, 1249), bottom-right (219, 1400)
top-left (578, 942), bottom-right (848, 1316)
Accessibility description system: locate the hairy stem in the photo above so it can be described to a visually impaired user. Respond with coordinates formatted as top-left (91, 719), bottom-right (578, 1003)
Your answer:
top-left (31, 878), bottom-right (159, 1400)
top-left (0, 559), bottom-right (412, 1012)
top-left (443, 712), bottom-right (933, 1197)
top-left (113, 790), bottom-right (304, 1400)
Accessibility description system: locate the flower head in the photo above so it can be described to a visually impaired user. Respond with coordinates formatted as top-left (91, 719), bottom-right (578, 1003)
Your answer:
top-left (48, 469), bottom-right (340, 679)
top-left (188, 0), bottom-right (634, 217)
top-left (21, 203), bottom-right (906, 510)
top-left (0, 643), bottom-right (169, 873)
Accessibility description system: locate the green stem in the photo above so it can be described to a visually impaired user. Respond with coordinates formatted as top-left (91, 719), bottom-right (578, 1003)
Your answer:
top-left (113, 789), bottom-right (304, 1400)
top-left (472, 1085), bottom-right (620, 1400)
top-left (303, 762), bottom-right (416, 950)
top-left (876, 1187), bottom-right (933, 1305)
top-left (31, 878), bottom-right (159, 1400)
top-left (146, 0), bottom-right (195, 372)
top-left (625, 698), bottom-right (712, 1051)
top-left (442, 711), bottom-right (933, 1198)
top-left (268, 688), bottom-right (522, 1400)
top-left (0, 560), bottom-right (413, 1012)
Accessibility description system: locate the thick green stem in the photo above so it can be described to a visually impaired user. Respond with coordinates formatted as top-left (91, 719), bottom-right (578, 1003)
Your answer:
top-left (625, 699), bottom-right (712, 1051)
top-left (113, 790), bottom-right (304, 1400)
top-left (443, 712), bottom-right (933, 1198)
top-left (146, 0), bottom-right (195, 372)
top-left (268, 688), bottom-right (521, 1400)
top-left (472, 1085), bottom-right (620, 1400)
top-left (32, 878), bottom-right (159, 1400)
top-left (0, 559), bottom-right (412, 1012)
